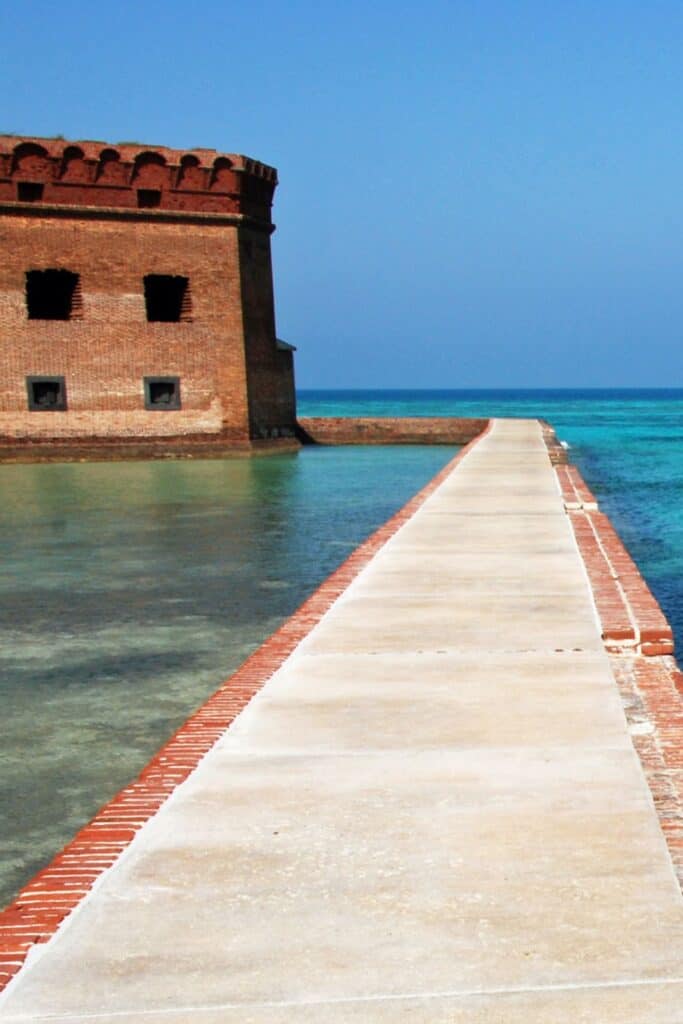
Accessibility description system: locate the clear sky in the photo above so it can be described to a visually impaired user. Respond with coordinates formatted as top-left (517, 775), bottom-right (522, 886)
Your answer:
top-left (3, 1), bottom-right (683, 388)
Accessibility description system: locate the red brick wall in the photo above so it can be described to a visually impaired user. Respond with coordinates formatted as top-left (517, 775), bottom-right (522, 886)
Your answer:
top-left (0, 214), bottom-right (252, 438)
top-left (297, 417), bottom-right (488, 445)
top-left (0, 136), bottom-right (296, 444)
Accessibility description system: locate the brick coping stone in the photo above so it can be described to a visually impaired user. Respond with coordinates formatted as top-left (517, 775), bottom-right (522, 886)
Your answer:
top-left (552, 446), bottom-right (683, 891)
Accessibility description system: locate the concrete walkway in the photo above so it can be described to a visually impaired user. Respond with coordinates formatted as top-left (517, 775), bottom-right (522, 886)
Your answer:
top-left (2, 419), bottom-right (683, 1022)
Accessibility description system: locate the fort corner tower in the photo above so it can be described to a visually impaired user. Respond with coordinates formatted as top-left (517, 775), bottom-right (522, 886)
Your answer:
top-left (0, 136), bottom-right (296, 456)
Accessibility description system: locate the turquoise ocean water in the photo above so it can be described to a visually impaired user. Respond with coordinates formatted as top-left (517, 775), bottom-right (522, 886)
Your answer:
top-left (300, 388), bottom-right (683, 650)
top-left (1, 388), bottom-right (681, 907)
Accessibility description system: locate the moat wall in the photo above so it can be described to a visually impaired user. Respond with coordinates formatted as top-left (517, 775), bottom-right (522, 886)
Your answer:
top-left (296, 416), bottom-right (488, 446)
top-left (0, 417), bottom-right (489, 461)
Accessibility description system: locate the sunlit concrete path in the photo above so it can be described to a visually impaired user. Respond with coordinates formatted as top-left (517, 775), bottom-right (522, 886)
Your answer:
top-left (2, 419), bottom-right (683, 1022)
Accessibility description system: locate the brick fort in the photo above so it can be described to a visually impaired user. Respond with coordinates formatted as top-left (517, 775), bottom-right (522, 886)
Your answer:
top-left (0, 135), bottom-right (297, 457)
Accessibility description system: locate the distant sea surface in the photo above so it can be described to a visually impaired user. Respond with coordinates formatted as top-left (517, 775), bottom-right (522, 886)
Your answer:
top-left (2, 387), bottom-right (681, 908)
top-left (301, 388), bottom-right (683, 650)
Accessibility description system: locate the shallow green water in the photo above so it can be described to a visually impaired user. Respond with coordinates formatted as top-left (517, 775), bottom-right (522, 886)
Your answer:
top-left (0, 445), bottom-right (456, 907)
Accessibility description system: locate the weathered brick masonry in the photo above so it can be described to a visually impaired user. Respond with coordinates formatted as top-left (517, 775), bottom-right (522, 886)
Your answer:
top-left (552, 446), bottom-right (683, 888)
top-left (0, 136), bottom-right (296, 452)
top-left (297, 416), bottom-right (487, 445)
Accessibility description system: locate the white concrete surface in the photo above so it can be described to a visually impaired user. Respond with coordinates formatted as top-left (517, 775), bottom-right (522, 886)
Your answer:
top-left (2, 418), bottom-right (682, 1023)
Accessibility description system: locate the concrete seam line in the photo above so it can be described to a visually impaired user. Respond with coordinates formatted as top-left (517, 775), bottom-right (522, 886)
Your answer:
top-left (3, 974), bottom-right (683, 1021)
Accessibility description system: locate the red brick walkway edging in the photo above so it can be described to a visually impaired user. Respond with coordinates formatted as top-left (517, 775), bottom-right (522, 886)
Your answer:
top-left (610, 656), bottom-right (683, 886)
top-left (556, 464), bottom-right (673, 656)
top-left (556, 457), bottom-right (683, 889)
top-left (0, 421), bottom-right (492, 993)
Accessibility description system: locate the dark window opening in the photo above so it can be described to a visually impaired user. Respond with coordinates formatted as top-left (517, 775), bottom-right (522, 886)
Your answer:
top-left (26, 376), bottom-right (67, 411)
top-left (137, 189), bottom-right (161, 208)
top-left (144, 376), bottom-right (181, 410)
top-left (25, 269), bottom-right (80, 320)
top-left (143, 274), bottom-right (191, 322)
top-left (17, 182), bottom-right (44, 202)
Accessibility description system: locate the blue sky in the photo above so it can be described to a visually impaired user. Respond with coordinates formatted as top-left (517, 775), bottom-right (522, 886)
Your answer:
top-left (4, 1), bottom-right (683, 388)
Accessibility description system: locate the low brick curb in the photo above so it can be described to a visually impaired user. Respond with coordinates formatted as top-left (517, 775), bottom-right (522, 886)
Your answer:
top-left (611, 656), bottom-right (683, 887)
top-left (0, 422), bottom-right (491, 993)
top-left (297, 416), bottom-right (487, 446)
top-left (556, 464), bottom-right (674, 657)
top-left (554, 454), bottom-right (683, 890)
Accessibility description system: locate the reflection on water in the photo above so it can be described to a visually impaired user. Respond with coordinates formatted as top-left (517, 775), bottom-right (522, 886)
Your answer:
top-left (0, 445), bottom-right (456, 907)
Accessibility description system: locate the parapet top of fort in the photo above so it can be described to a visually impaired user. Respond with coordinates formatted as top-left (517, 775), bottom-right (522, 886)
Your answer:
top-left (0, 134), bottom-right (277, 223)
